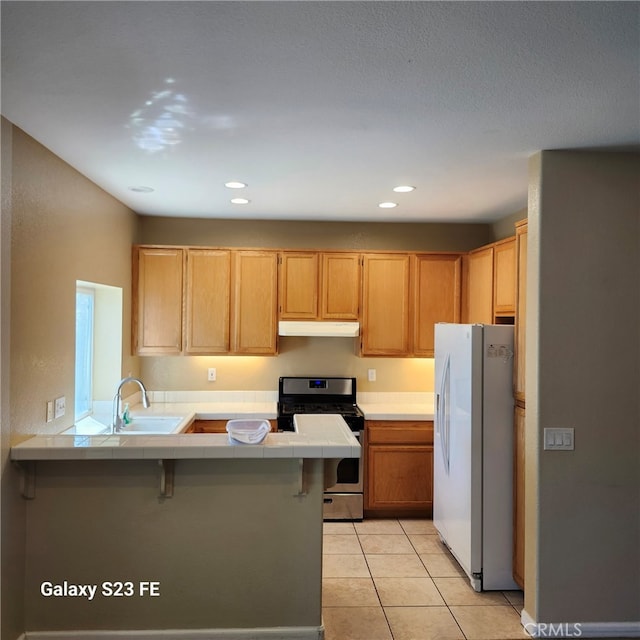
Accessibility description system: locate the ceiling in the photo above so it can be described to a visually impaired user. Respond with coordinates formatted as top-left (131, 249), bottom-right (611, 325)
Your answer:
top-left (2, 2), bottom-right (638, 223)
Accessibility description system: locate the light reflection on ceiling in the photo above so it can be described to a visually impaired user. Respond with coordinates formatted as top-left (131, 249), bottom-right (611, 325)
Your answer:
top-left (127, 78), bottom-right (194, 152)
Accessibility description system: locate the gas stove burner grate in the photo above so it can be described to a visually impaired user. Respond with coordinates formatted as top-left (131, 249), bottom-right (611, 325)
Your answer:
top-left (280, 403), bottom-right (361, 416)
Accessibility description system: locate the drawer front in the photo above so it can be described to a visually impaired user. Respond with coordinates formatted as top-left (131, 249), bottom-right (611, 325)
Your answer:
top-left (366, 420), bottom-right (434, 445)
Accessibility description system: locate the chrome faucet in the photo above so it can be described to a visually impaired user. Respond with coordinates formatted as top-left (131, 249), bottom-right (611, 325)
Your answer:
top-left (112, 376), bottom-right (151, 433)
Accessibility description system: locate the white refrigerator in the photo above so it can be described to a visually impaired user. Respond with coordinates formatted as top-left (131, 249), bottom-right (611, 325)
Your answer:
top-left (433, 323), bottom-right (518, 591)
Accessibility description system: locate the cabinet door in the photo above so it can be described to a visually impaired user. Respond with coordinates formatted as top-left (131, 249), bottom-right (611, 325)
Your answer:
top-left (232, 251), bottom-right (278, 354)
top-left (367, 445), bottom-right (433, 511)
top-left (185, 249), bottom-right (231, 354)
top-left (133, 247), bottom-right (184, 355)
top-left (514, 222), bottom-right (528, 402)
top-left (365, 421), bottom-right (434, 515)
top-left (321, 253), bottom-right (360, 320)
top-left (493, 238), bottom-right (516, 317)
top-left (413, 254), bottom-right (462, 356)
top-left (465, 246), bottom-right (494, 324)
top-left (361, 254), bottom-right (411, 356)
top-left (513, 403), bottom-right (526, 589)
top-left (279, 252), bottom-right (319, 319)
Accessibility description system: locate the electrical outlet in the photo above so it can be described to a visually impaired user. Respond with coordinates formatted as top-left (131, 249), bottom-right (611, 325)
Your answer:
top-left (207, 368), bottom-right (217, 382)
top-left (46, 400), bottom-right (54, 422)
top-left (54, 396), bottom-right (66, 419)
top-left (367, 369), bottom-right (376, 382)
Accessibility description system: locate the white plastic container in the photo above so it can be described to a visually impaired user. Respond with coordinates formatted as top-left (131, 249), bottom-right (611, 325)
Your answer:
top-left (226, 419), bottom-right (271, 445)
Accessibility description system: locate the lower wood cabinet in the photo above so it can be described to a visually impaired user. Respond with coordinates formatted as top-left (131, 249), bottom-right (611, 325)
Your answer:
top-left (186, 419), bottom-right (277, 433)
top-left (365, 420), bottom-right (433, 517)
top-left (513, 403), bottom-right (525, 588)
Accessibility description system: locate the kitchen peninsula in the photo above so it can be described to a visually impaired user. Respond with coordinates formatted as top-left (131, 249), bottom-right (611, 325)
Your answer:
top-left (11, 416), bottom-right (359, 639)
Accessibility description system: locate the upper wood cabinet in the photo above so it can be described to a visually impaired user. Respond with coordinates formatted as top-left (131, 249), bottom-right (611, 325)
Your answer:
top-left (465, 246), bottom-right (494, 324)
top-left (133, 246), bottom-right (278, 356)
top-left (493, 237), bottom-right (517, 317)
top-left (514, 221), bottom-right (528, 403)
top-left (133, 245), bottom-right (467, 358)
top-left (361, 254), bottom-right (411, 356)
top-left (278, 251), bottom-right (360, 320)
top-left (413, 254), bottom-right (462, 357)
top-left (321, 253), bottom-right (361, 320)
top-left (464, 236), bottom-right (516, 324)
top-left (185, 249), bottom-right (231, 354)
top-left (278, 252), bottom-right (319, 319)
top-left (133, 247), bottom-right (184, 355)
top-left (232, 251), bottom-right (279, 355)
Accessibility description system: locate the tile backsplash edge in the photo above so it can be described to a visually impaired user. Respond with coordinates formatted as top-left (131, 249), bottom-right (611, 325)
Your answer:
top-left (142, 390), bottom-right (434, 405)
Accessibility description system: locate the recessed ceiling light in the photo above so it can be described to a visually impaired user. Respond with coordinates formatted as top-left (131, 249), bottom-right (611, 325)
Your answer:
top-left (231, 198), bottom-right (250, 205)
top-left (225, 181), bottom-right (247, 189)
top-left (393, 185), bottom-right (416, 193)
top-left (128, 186), bottom-right (155, 193)
top-left (378, 202), bottom-right (398, 209)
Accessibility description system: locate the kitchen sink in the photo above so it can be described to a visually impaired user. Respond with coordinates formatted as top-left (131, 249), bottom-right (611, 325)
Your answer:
top-left (117, 416), bottom-right (187, 434)
top-left (65, 415), bottom-right (189, 436)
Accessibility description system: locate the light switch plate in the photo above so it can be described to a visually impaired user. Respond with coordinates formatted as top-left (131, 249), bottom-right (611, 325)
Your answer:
top-left (543, 427), bottom-right (574, 451)
top-left (54, 396), bottom-right (66, 419)
top-left (207, 368), bottom-right (216, 382)
top-left (46, 400), bottom-right (54, 422)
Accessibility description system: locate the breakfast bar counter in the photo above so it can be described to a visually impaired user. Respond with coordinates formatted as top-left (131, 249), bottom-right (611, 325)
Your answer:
top-left (12, 414), bottom-right (358, 639)
top-left (10, 416), bottom-right (360, 461)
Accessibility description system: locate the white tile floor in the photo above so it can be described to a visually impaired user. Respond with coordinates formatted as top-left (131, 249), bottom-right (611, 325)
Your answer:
top-left (322, 519), bottom-right (527, 640)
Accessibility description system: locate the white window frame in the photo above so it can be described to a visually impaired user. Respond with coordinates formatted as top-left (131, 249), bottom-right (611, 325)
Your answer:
top-left (75, 286), bottom-right (95, 421)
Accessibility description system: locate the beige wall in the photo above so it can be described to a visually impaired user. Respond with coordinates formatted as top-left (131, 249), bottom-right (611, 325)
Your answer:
top-left (137, 216), bottom-right (494, 393)
top-left (10, 125), bottom-right (139, 441)
top-left (139, 215), bottom-right (492, 252)
top-left (491, 207), bottom-right (527, 242)
top-left (526, 151), bottom-right (640, 624)
top-left (25, 458), bottom-right (324, 633)
top-left (524, 154), bottom-right (541, 621)
top-left (142, 339), bottom-right (435, 393)
top-left (1, 118), bottom-right (25, 640)
top-left (2, 121), bottom-right (139, 639)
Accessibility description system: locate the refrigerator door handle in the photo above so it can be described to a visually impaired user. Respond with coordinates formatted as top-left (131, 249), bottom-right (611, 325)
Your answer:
top-left (439, 354), bottom-right (451, 474)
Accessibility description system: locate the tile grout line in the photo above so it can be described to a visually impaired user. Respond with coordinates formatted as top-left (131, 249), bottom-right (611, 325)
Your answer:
top-left (355, 520), bottom-right (395, 639)
top-left (405, 523), bottom-right (470, 640)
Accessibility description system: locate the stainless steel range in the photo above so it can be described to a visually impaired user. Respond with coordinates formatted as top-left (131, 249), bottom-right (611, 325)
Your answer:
top-left (277, 376), bottom-right (364, 521)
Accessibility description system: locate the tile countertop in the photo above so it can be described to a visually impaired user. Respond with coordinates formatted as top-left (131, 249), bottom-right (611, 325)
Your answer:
top-left (358, 403), bottom-right (434, 421)
top-left (10, 392), bottom-right (435, 461)
top-left (357, 391), bottom-right (434, 421)
top-left (10, 413), bottom-right (360, 462)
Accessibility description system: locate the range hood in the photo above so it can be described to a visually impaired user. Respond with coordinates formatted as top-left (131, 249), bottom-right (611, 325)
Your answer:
top-left (278, 321), bottom-right (360, 338)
